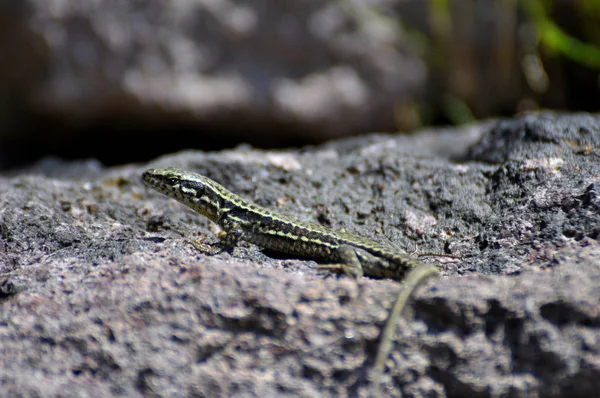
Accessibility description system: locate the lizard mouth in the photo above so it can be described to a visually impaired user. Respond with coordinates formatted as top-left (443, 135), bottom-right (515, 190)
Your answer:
top-left (141, 168), bottom-right (181, 195)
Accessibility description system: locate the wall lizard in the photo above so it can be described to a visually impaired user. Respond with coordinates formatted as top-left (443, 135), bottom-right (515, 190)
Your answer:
top-left (142, 167), bottom-right (440, 387)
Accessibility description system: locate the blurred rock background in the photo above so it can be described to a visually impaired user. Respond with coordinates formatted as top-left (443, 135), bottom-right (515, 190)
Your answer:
top-left (1, 0), bottom-right (599, 169)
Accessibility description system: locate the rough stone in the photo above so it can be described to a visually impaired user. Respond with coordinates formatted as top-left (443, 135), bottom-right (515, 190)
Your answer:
top-left (1, 112), bottom-right (599, 396)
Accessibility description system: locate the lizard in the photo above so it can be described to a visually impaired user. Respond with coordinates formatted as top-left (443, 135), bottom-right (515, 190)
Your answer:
top-left (141, 167), bottom-right (440, 386)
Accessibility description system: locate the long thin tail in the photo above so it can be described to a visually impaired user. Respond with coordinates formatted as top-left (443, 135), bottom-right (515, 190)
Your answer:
top-left (369, 264), bottom-right (440, 390)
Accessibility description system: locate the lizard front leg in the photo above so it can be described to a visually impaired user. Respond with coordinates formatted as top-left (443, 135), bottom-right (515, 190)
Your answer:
top-left (218, 216), bottom-right (244, 251)
top-left (193, 209), bottom-right (244, 255)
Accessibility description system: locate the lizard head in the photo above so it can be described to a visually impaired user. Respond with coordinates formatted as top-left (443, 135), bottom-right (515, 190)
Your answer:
top-left (142, 168), bottom-right (222, 221)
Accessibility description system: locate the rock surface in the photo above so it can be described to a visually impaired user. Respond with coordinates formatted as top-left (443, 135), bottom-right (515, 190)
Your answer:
top-left (1, 112), bottom-right (599, 397)
top-left (0, 0), bottom-right (426, 168)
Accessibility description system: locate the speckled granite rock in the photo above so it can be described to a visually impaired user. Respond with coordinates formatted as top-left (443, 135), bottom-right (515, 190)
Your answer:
top-left (1, 112), bottom-right (599, 396)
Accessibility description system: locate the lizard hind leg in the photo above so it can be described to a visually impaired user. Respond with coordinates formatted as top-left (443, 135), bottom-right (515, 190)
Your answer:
top-left (316, 244), bottom-right (364, 278)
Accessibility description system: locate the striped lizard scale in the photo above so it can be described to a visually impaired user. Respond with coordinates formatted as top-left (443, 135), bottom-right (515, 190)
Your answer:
top-left (141, 167), bottom-right (440, 387)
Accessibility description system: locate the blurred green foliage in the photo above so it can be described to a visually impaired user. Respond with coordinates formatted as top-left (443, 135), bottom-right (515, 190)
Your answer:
top-left (523, 0), bottom-right (600, 68)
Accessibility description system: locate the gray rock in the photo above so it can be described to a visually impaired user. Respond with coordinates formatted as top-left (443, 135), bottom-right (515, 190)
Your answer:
top-left (0, 0), bottom-right (425, 147)
top-left (1, 112), bottom-right (599, 396)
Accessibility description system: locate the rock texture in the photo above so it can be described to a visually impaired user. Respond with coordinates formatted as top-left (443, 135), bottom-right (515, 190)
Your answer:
top-left (1, 112), bottom-right (599, 397)
top-left (0, 0), bottom-right (426, 168)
